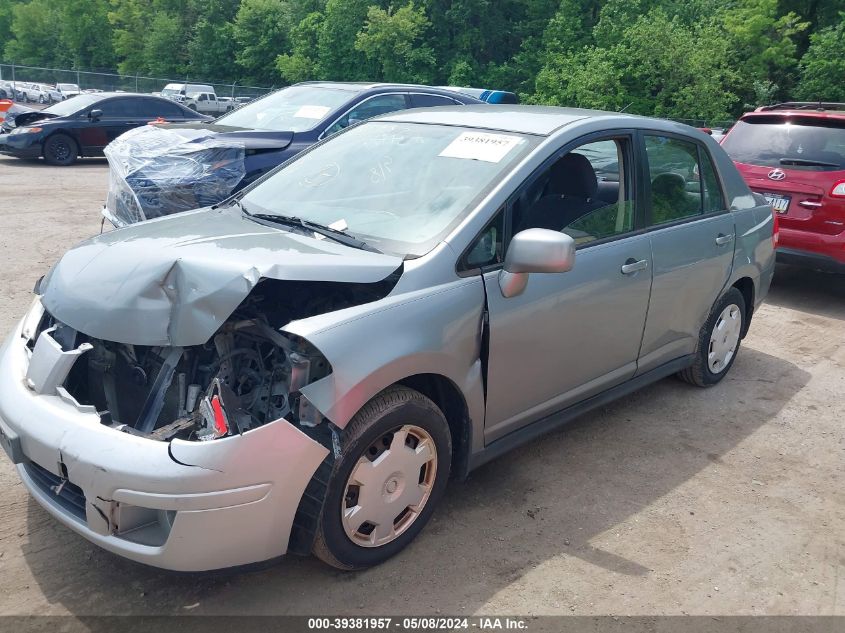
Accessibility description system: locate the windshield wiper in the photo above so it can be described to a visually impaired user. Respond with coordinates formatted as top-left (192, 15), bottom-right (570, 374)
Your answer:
top-left (245, 211), bottom-right (381, 253)
top-left (779, 157), bottom-right (841, 168)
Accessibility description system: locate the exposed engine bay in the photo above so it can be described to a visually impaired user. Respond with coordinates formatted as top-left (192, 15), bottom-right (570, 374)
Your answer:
top-left (33, 278), bottom-right (396, 442)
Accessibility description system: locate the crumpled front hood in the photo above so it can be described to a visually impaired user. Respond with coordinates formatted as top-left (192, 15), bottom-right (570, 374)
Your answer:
top-left (40, 207), bottom-right (403, 347)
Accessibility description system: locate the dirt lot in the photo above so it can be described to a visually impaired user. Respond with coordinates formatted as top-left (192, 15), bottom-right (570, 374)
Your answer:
top-left (0, 154), bottom-right (843, 617)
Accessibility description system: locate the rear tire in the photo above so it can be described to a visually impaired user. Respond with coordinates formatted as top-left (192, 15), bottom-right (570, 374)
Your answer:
top-left (313, 386), bottom-right (452, 570)
top-left (678, 287), bottom-right (746, 387)
top-left (43, 133), bottom-right (78, 166)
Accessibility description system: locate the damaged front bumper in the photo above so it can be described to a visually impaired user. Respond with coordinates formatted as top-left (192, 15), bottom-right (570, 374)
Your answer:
top-left (0, 317), bottom-right (328, 571)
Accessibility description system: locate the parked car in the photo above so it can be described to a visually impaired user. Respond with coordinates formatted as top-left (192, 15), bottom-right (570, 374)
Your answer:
top-left (722, 102), bottom-right (845, 272)
top-left (13, 82), bottom-right (44, 103)
top-left (0, 92), bottom-right (211, 165)
top-left (103, 81), bottom-right (484, 225)
top-left (0, 106), bottom-right (776, 572)
top-left (35, 83), bottom-right (63, 104)
top-left (234, 96), bottom-right (254, 105)
top-left (56, 83), bottom-right (81, 100)
top-left (183, 91), bottom-right (233, 114)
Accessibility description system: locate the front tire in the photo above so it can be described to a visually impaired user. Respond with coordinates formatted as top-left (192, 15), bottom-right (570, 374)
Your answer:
top-left (43, 133), bottom-right (78, 166)
top-left (678, 287), bottom-right (746, 387)
top-left (313, 386), bottom-right (452, 570)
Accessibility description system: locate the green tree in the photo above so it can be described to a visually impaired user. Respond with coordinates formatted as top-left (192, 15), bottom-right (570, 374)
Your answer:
top-left (187, 0), bottom-right (240, 81)
top-left (56, 0), bottom-right (115, 69)
top-left (276, 11), bottom-right (324, 82)
top-left (533, 10), bottom-right (739, 121)
top-left (355, 2), bottom-right (436, 83)
top-left (232, 0), bottom-right (293, 84)
top-left (722, 0), bottom-right (808, 100)
top-left (317, 0), bottom-right (374, 81)
top-left (796, 15), bottom-right (845, 102)
top-left (4, 0), bottom-right (60, 65)
top-left (108, 0), bottom-right (151, 74)
top-left (143, 12), bottom-right (186, 76)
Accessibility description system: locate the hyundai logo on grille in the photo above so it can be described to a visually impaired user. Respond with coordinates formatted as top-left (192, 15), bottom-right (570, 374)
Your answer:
top-left (768, 168), bottom-right (786, 181)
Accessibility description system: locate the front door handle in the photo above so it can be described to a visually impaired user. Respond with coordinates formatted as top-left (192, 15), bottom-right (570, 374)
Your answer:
top-left (715, 233), bottom-right (734, 246)
top-left (621, 258), bottom-right (648, 275)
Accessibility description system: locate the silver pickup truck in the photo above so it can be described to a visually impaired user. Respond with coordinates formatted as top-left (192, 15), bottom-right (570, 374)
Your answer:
top-left (184, 91), bottom-right (235, 115)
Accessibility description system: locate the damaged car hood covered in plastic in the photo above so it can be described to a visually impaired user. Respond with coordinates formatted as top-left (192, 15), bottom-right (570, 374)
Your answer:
top-left (40, 207), bottom-right (403, 347)
top-left (104, 123), bottom-right (295, 227)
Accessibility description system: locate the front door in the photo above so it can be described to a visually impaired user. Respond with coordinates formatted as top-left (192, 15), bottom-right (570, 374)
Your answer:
top-left (481, 135), bottom-right (653, 443)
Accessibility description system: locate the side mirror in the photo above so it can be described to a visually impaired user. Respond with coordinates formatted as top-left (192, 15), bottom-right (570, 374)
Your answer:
top-left (89, 109), bottom-right (103, 121)
top-left (498, 228), bottom-right (575, 298)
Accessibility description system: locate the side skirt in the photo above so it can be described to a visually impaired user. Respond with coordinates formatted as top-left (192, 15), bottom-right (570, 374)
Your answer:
top-left (468, 354), bottom-right (696, 472)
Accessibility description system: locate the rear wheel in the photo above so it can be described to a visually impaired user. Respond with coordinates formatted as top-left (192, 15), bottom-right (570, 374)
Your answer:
top-left (313, 386), bottom-right (451, 570)
top-left (43, 133), bottom-right (78, 166)
top-left (678, 287), bottom-right (746, 387)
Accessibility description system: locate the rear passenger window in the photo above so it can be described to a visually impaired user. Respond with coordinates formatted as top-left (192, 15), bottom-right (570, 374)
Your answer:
top-left (645, 136), bottom-right (725, 223)
top-left (410, 94), bottom-right (459, 108)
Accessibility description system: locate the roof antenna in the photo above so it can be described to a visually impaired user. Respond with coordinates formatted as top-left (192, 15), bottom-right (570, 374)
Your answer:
top-left (619, 102), bottom-right (633, 113)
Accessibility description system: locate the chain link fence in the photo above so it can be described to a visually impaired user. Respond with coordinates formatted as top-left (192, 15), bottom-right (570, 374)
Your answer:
top-left (0, 62), bottom-right (275, 101)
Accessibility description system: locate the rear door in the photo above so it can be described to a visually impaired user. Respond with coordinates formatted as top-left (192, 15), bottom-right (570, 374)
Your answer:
top-left (637, 132), bottom-right (735, 373)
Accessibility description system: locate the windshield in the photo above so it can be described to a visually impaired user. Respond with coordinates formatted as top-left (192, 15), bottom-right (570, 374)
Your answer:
top-left (161, 87), bottom-right (183, 97)
top-left (241, 121), bottom-right (537, 257)
top-left (722, 117), bottom-right (845, 171)
top-left (43, 93), bottom-right (103, 117)
top-left (215, 85), bottom-right (355, 132)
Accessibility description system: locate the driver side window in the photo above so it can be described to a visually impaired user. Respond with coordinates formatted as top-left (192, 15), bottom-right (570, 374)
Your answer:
top-left (325, 94), bottom-right (408, 136)
top-left (511, 137), bottom-right (634, 246)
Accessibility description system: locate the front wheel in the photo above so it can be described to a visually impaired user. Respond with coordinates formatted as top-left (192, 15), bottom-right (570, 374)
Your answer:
top-left (313, 386), bottom-right (452, 570)
top-left (43, 133), bottom-right (78, 166)
top-left (678, 287), bottom-right (746, 387)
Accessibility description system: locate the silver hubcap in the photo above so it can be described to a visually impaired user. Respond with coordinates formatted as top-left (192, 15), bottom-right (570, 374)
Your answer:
top-left (708, 303), bottom-right (742, 374)
top-left (342, 425), bottom-right (437, 548)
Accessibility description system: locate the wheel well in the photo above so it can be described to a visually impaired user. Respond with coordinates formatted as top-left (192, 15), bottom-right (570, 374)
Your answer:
top-left (732, 277), bottom-right (755, 338)
top-left (43, 132), bottom-right (80, 157)
top-left (397, 373), bottom-right (471, 480)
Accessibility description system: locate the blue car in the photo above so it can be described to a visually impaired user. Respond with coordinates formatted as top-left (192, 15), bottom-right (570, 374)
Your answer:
top-left (105, 82), bottom-right (485, 225)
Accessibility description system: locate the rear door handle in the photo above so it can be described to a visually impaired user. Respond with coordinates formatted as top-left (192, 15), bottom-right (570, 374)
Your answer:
top-left (715, 234), bottom-right (734, 246)
top-left (621, 258), bottom-right (648, 275)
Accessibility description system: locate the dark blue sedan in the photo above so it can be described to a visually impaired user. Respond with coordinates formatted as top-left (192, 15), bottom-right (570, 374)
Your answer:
top-left (105, 82), bottom-right (485, 225)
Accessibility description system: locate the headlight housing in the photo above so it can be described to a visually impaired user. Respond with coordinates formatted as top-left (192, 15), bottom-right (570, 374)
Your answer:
top-left (10, 126), bottom-right (42, 135)
top-left (20, 296), bottom-right (45, 344)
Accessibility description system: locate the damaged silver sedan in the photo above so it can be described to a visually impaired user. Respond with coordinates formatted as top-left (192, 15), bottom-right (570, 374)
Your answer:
top-left (0, 106), bottom-right (776, 571)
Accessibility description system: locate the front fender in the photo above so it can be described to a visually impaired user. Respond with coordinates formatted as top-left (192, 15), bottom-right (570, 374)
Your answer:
top-left (283, 278), bottom-right (487, 434)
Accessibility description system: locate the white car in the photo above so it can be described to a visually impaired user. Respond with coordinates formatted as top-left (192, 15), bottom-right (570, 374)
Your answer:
top-left (13, 82), bottom-right (44, 103)
top-left (56, 83), bottom-right (81, 100)
top-left (35, 84), bottom-right (63, 104)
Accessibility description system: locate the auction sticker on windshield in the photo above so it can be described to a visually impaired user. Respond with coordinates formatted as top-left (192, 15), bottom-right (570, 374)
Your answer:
top-left (439, 132), bottom-right (523, 163)
top-left (294, 105), bottom-right (332, 119)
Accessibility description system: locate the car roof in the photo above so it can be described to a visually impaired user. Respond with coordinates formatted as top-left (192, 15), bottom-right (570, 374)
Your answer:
top-left (376, 105), bottom-right (640, 136)
top-left (744, 102), bottom-right (845, 121)
top-left (294, 81), bottom-right (483, 99)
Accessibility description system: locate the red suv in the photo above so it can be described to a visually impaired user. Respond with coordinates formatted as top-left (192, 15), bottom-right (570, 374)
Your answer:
top-left (721, 102), bottom-right (845, 272)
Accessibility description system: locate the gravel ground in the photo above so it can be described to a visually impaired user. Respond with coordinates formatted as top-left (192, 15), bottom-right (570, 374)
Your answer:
top-left (0, 155), bottom-right (842, 617)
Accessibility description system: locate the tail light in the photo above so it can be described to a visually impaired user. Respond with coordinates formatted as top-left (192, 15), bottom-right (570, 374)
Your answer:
top-left (830, 181), bottom-right (845, 198)
top-left (772, 207), bottom-right (780, 249)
